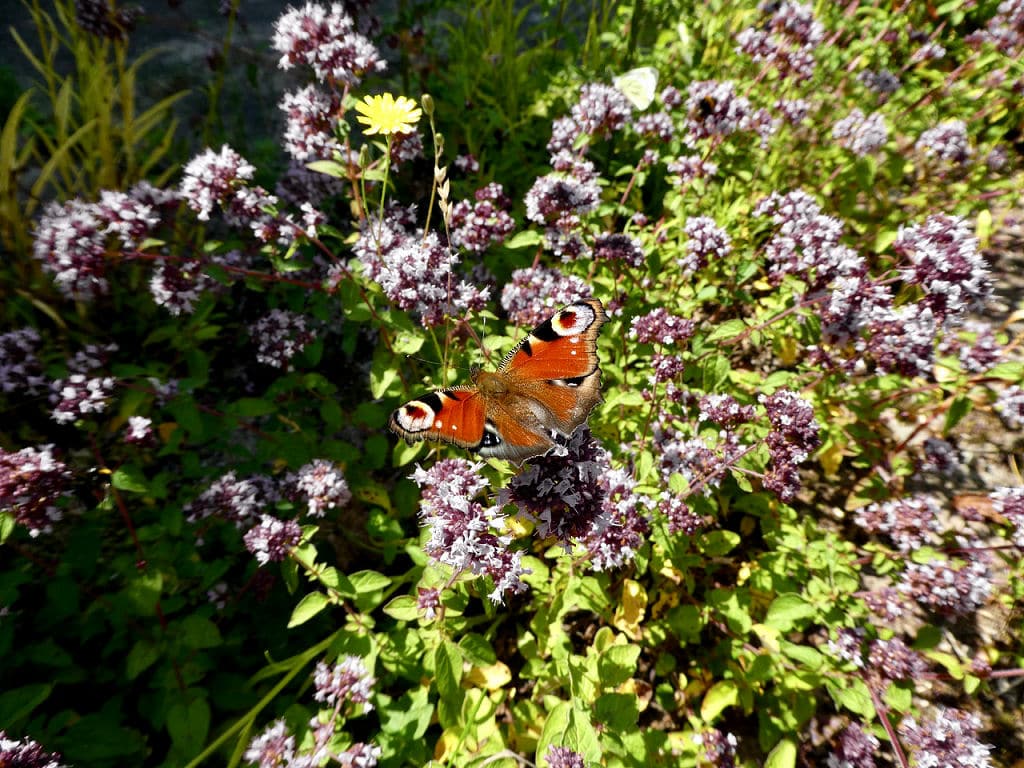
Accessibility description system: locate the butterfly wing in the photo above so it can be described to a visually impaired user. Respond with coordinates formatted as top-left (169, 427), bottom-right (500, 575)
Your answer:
top-left (498, 298), bottom-right (608, 436)
top-left (389, 386), bottom-right (489, 452)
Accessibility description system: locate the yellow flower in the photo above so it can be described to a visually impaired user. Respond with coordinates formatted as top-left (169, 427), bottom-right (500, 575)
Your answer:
top-left (354, 93), bottom-right (422, 136)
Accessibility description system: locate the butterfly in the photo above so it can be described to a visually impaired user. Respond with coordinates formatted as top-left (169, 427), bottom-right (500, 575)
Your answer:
top-left (389, 299), bottom-right (608, 464)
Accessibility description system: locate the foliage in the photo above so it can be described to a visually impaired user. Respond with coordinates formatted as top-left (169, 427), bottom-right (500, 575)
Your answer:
top-left (2, 1), bottom-right (1024, 768)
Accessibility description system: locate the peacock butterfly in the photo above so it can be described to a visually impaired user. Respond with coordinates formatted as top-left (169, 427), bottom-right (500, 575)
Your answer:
top-left (389, 299), bottom-right (608, 463)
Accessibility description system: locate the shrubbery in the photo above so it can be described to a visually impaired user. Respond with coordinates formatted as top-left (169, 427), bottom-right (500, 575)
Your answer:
top-left (2, 1), bottom-right (1024, 766)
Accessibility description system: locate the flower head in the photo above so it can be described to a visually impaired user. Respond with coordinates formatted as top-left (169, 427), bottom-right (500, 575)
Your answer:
top-left (355, 93), bottom-right (422, 136)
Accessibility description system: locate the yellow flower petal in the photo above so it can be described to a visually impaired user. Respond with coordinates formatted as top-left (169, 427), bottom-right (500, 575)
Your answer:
top-left (355, 93), bottom-right (423, 136)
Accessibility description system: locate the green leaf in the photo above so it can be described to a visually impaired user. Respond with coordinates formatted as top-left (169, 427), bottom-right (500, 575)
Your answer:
top-left (705, 319), bottom-right (747, 344)
top-left (349, 570), bottom-right (391, 593)
top-left (434, 640), bottom-right (462, 700)
top-left (122, 572), bottom-right (163, 616)
top-left (986, 361), bottom-right (1024, 381)
top-left (764, 594), bottom-right (816, 632)
top-left (0, 683), bottom-right (52, 726)
top-left (111, 465), bottom-right (147, 493)
top-left (370, 366), bottom-right (399, 399)
top-left (180, 615), bottom-right (222, 649)
top-left (765, 738), bottom-right (797, 768)
top-left (288, 591), bottom-right (329, 628)
top-left (0, 512), bottom-right (16, 544)
top-left (537, 702), bottom-right (601, 766)
top-left (828, 678), bottom-right (874, 718)
top-left (944, 395), bottom-right (971, 431)
top-left (698, 530), bottom-right (740, 556)
top-left (700, 679), bottom-right (739, 722)
top-left (231, 398), bottom-right (276, 417)
top-left (595, 692), bottom-right (640, 730)
top-left (382, 595), bottom-right (419, 621)
top-left (459, 633), bottom-right (497, 666)
top-left (167, 697), bottom-right (210, 757)
top-left (505, 230), bottom-right (544, 249)
top-left (598, 644), bottom-right (640, 687)
top-left (125, 640), bottom-right (160, 680)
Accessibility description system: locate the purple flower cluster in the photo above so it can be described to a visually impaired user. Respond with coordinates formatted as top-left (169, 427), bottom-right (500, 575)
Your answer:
top-left (572, 83), bottom-right (634, 138)
top-left (990, 486), bottom-right (1024, 546)
top-left (760, 389), bottom-right (820, 502)
top-left (449, 183), bottom-right (516, 253)
top-left (898, 557), bottom-right (993, 616)
top-left (280, 85), bottom-right (342, 162)
top-left (412, 459), bottom-right (528, 603)
top-left (666, 154), bottom-right (719, 185)
top-left (74, 0), bottom-right (139, 41)
top-left (124, 416), bottom-right (154, 445)
top-left (684, 81), bottom-right (753, 143)
top-left (831, 109), bottom-right (888, 156)
top-left (524, 168), bottom-right (601, 236)
top-left (774, 98), bottom-right (810, 124)
top-left (592, 232), bottom-right (645, 268)
top-left (695, 729), bottom-right (738, 768)
top-left (33, 192), bottom-right (159, 300)
top-left (919, 437), bottom-right (960, 474)
top-left (582, 466), bottom-right (651, 572)
top-left (150, 258), bottom-right (215, 316)
top-left (181, 145), bottom-right (256, 222)
top-left (734, 1), bottom-right (823, 81)
top-left (244, 514), bottom-right (303, 565)
top-left (944, 320), bottom-right (1001, 373)
top-left (251, 309), bottom-right (316, 368)
top-left (826, 724), bottom-right (879, 768)
top-left (547, 82), bottom-right (634, 154)
top-left (967, 0), bottom-right (1024, 54)
top-left (0, 444), bottom-right (71, 537)
top-left (754, 190), bottom-right (864, 289)
top-left (629, 308), bottom-right (696, 346)
top-left (388, 129), bottom-right (424, 169)
top-left (867, 637), bottom-right (926, 683)
top-left (313, 655), bottom-right (375, 710)
top-left (0, 328), bottom-right (45, 393)
top-left (699, 394), bottom-right (755, 427)
top-left (899, 708), bottom-right (993, 768)
top-left (500, 267), bottom-right (592, 327)
top-left (502, 428), bottom-right (648, 567)
top-left (916, 120), bottom-right (973, 165)
top-left (0, 730), bottom-right (67, 768)
top-left (853, 494), bottom-right (943, 552)
top-left (50, 373), bottom-right (115, 424)
top-left (186, 471), bottom-right (277, 528)
top-left (417, 586), bottom-right (441, 619)
top-left (995, 385), bottom-right (1024, 428)
top-left (857, 68), bottom-right (900, 95)
top-left (656, 427), bottom-right (737, 494)
top-left (286, 459), bottom-right (351, 517)
top-left (272, 2), bottom-right (385, 85)
top-left (893, 214), bottom-right (990, 322)
top-left (681, 216), bottom-right (731, 273)
top-left (357, 223), bottom-right (489, 326)
top-left (244, 720), bottom-right (295, 768)
top-left (545, 746), bottom-right (586, 768)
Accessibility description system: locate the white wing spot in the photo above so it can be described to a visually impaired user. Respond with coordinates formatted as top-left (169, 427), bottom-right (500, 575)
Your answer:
top-left (435, 420), bottom-right (443, 428)
top-left (451, 424), bottom-right (457, 431)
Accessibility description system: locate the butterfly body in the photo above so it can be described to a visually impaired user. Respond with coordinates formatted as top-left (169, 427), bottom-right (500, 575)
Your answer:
top-left (389, 299), bottom-right (607, 463)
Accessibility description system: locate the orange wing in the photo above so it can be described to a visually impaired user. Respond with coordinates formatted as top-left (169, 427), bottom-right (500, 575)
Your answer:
top-left (499, 299), bottom-right (607, 381)
top-left (498, 299), bottom-right (608, 435)
top-left (389, 386), bottom-right (488, 451)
